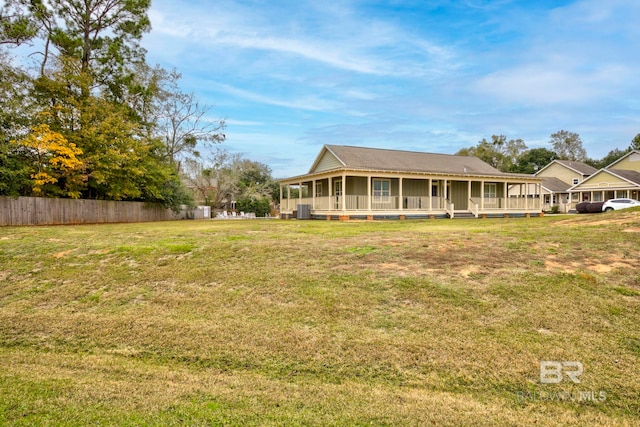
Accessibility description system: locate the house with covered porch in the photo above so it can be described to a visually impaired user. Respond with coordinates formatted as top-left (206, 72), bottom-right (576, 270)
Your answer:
top-left (534, 160), bottom-right (597, 213)
top-left (279, 145), bottom-right (543, 219)
top-left (569, 150), bottom-right (640, 202)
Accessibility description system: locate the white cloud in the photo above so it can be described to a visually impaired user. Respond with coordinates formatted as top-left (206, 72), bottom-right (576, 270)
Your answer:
top-left (208, 82), bottom-right (342, 112)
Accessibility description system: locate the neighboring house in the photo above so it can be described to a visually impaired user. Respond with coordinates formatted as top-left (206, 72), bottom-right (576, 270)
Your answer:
top-left (279, 145), bottom-right (543, 219)
top-left (569, 150), bottom-right (640, 202)
top-left (534, 160), bottom-right (597, 213)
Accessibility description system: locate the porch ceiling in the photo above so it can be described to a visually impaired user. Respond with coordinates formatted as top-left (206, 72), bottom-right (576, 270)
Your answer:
top-left (279, 168), bottom-right (541, 185)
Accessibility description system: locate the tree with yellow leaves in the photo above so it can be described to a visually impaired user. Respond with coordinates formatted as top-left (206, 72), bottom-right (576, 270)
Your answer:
top-left (13, 123), bottom-right (84, 198)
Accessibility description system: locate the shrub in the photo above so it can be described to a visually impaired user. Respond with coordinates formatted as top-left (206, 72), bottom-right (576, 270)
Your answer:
top-left (550, 205), bottom-right (560, 214)
top-left (576, 202), bottom-right (589, 213)
top-left (586, 202), bottom-right (604, 213)
top-left (236, 195), bottom-right (271, 217)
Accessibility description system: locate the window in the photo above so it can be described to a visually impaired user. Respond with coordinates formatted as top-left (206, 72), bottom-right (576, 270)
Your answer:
top-left (315, 182), bottom-right (323, 198)
top-left (373, 179), bottom-right (390, 201)
top-left (573, 178), bottom-right (579, 185)
top-left (484, 183), bottom-right (497, 199)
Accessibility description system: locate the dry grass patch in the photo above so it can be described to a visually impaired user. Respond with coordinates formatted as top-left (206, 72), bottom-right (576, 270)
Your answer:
top-left (0, 214), bottom-right (639, 425)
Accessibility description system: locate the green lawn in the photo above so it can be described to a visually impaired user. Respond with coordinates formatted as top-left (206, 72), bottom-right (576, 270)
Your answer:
top-left (0, 213), bottom-right (639, 426)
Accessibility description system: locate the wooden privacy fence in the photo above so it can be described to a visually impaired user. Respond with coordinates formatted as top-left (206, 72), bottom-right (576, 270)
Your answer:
top-left (0, 197), bottom-right (183, 226)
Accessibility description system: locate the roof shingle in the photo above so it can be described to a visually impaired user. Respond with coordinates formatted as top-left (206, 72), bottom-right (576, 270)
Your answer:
top-left (554, 160), bottom-right (598, 176)
top-left (323, 145), bottom-right (506, 176)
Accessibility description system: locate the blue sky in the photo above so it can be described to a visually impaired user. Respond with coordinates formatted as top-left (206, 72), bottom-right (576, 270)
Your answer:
top-left (143, 0), bottom-right (640, 178)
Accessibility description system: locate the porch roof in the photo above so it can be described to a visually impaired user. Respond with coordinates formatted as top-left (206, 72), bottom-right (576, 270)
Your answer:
top-left (541, 177), bottom-right (572, 193)
top-left (280, 145), bottom-right (541, 184)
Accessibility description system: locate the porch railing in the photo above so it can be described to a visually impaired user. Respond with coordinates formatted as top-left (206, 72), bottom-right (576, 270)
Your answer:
top-left (469, 198), bottom-right (479, 218)
top-left (404, 196), bottom-right (430, 210)
top-left (372, 196), bottom-right (398, 210)
top-left (345, 195), bottom-right (369, 210)
top-left (280, 195), bottom-right (540, 213)
top-left (507, 197), bottom-right (540, 210)
top-left (445, 199), bottom-right (455, 218)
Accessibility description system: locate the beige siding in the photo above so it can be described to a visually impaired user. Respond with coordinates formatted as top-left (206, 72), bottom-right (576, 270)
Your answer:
top-left (576, 170), bottom-right (627, 188)
top-left (471, 182), bottom-right (481, 198)
top-left (312, 151), bottom-right (342, 173)
top-left (612, 152), bottom-right (640, 171)
top-left (391, 178), bottom-right (399, 196)
top-left (537, 163), bottom-right (581, 185)
top-left (347, 176), bottom-right (367, 195)
top-left (451, 181), bottom-right (468, 209)
top-left (403, 178), bottom-right (429, 196)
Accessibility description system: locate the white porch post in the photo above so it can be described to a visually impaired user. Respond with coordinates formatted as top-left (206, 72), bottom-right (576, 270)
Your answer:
top-left (298, 182), bottom-right (303, 211)
top-left (342, 173), bottom-right (347, 211)
top-left (312, 180), bottom-right (316, 209)
top-left (443, 179), bottom-right (448, 204)
top-left (538, 183), bottom-right (542, 211)
top-left (279, 184), bottom-right (283, 209)
top-left (481, 181), bottom-right (485, 210)
top-left (399, 177), bottom-right (404, 211)
top-left (367, 175), bottom-right (372, 211)
top-left (428, 178), bottom-right (432, 212)
top-left (504, 182), bottom-right (508, 211)
top-left (467, 180), bottom-right (472, 208)
top-left (328, 176), bottom-right (333, 211)
top-left (525, 182), bottom-right (529, 209)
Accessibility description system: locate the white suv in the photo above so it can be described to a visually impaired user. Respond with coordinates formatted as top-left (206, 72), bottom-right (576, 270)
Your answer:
top-left (602, 198), bottom-right (640, 212)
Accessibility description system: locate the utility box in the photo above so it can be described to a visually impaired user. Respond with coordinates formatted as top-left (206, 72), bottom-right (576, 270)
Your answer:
top-left (297, 204), bottom-right (311, 220)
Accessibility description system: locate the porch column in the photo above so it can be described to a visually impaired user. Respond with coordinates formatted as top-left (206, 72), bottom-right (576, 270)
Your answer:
top-left (468, 180), bottom-right (472, 208)
top-left (328, 176), bottom-right (333, 211)
top-left (504, 182), bottom-right (508, 211)
top-left (538, 183), bottom-right (543, 210)
top-left (428, 178), bottom-right (432, 212)
top-left (312, 180), bottom-right (316, 209)
top-left (299, 182), bottom-right (303, 205)
top-left (525, 182), bottom-right (529, 210)
top-left (443, 179), bottom-right (448, 203)
top-left (367, 175), bottom-right (372, 211)
top-left (342, 173), bottom-right (347, 211)
top-left (481, 181), bottom-right (485, 210)
top-left (279, 184), bottom-right (283, 208)
top-left (399, 177), bottom-right (404, 211)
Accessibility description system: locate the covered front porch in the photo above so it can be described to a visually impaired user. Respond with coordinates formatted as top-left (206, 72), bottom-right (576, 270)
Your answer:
top-left (280, 172), bottom-right (542, 219)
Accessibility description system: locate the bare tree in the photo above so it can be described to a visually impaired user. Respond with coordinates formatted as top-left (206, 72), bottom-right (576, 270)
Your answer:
top-left (549, 130), bottom-right (587, 161)
top-left (182, 148), bottom-right (239, 209)
top-left (153, 69), bottom-right (225, 168)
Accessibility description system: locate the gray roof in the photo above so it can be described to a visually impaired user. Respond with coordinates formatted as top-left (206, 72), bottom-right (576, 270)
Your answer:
top-left (324, 145), bottom-right (520, 177)
top-left (541, 177), bottom-right (571, 193)
top-left (555, 160), bottom-right (598, 176)
top-left (609, 169), bottom-right (640, 186)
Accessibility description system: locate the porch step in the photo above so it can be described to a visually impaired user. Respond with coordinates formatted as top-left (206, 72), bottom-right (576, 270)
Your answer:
top-left (452, 211), bottom-right (477, 219)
